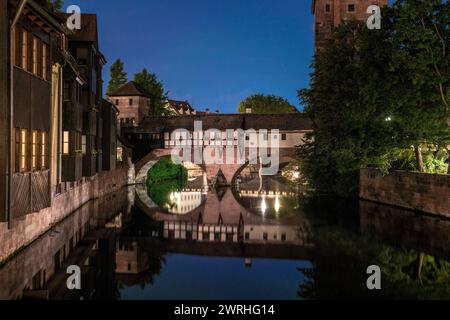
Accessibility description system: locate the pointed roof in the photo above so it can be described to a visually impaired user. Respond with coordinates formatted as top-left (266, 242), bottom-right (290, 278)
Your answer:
top-left (108, 81), bottom-right (150, 98)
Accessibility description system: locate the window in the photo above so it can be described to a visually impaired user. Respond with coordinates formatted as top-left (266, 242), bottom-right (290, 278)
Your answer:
top-left (41, 131), bottom-right (48, 170)
top-left (81, 135), bottom-right (87, 155)
top-left (263, 232), bottom-right (268, 241)
top-left (63, 131), bottom-right (70, 155)
top-left (20, 129), bottom-right (28, 172)
top-left (129, 99), bottom-right (133, 106)
top-left (348, 4), bottom-right (355, 12)
top-left (326, 4), bottom-right (331, 12)
top-left (22, 30), bottom-right (29, 71)
top-left (32, 37), bottom-right (39, 76)
top-left (42, 44), bottom-right (48, 80)
top-left (115, 99), bottom-right (119, 105)
top-left (282, 133), bottom-right (287, 141)
top-left (32, 130), bottom-right (39, 170)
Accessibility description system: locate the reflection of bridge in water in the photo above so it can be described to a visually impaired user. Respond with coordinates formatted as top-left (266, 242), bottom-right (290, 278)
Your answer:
top-left (134, 183), bottom-right (313, 261)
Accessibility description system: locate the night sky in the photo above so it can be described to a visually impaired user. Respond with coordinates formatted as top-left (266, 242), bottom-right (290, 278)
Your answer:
top-left (66, 0), bottom-right (315, 113)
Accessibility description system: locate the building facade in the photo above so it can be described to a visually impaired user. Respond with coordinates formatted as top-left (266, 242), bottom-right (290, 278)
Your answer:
top-left (58, 13), bottom-right (108, 177)
top-left (3, 0), bottom-right (69, 220)
top-left (312, 0), bottom-right (388, 52)
top-left (1, 1), bottom-right (120, 223)
top-left (108, 81), bottom-right (150, 127)
top-left (166, 99), bottom-right (196, 115)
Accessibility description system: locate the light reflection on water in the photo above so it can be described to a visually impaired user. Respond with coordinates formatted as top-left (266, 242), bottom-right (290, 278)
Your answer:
top-left (1, 171), bottom-right (450, 300)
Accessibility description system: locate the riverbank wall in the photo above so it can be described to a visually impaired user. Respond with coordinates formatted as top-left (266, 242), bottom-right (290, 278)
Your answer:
top-left (0, 167), bottom-right (129, 263)
top-left (360, 168), bottom-right (450, 218)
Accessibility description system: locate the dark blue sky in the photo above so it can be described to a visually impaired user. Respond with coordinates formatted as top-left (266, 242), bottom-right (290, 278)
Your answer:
top-left (68, 0), bottom-right (314, 113)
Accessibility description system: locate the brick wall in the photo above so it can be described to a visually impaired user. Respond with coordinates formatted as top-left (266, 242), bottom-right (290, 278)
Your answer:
top-left (0, 167), bottom-right (128, 262)
top-left (313, 0), bottom-right (388, 51)
top-left (360, 168), bottom-right (450, 217)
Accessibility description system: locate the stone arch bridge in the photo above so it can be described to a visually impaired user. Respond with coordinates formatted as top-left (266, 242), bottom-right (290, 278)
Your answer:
top-left (124, 114), bottom-right (313, 185)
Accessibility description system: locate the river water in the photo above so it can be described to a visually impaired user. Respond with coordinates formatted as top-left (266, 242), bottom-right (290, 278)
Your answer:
top-left (1, 169), bottom-right (449, 300)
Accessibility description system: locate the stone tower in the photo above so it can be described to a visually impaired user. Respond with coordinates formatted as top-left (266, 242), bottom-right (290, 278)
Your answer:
top-left (312, 0), bottom-right (389, 52)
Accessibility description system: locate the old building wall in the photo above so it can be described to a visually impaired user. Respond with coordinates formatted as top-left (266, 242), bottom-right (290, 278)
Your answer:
top-left (0, 167), bottom-right (129, 262)
top-left (0, 0), bottom-right (8, 221)
top-left (313, 0), bottom-right (388, 51)
top-left (360, 168), bottom-right (450, 218)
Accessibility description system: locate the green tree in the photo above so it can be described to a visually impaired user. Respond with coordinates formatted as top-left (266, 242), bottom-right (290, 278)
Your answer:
top-left (237, 94), bottom-right (298, 114)
top-left (390, 0), bottom-right (450, 173)
top-left (134, 68), bottom-right (171, 116)
top-left (107, 59), bottom-right (128, 96)
top-left (298, 19), bottom-right (397, 196)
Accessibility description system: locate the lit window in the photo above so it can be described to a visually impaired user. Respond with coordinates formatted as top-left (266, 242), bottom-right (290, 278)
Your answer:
top-left (63, 131), bottom-right (70, 155)
top-left (32, 130), bottom-right (39, 170)
top-left (81, 135), bottom-right (87, 155)
top-left (20, 129), bottom-right (28, 172)
top-left (33, 37), bottom-right (39, 76)
top-left (22, 30), bottom-right (29, 71)
top-left (41, 131), bottom-right (48, 170)
top-left (43, 44), bottom-right (48, 80)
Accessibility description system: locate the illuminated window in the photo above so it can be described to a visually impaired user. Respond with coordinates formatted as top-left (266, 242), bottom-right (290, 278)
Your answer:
top-left (20, 129), bottom-right (28, 172)
top-left (22, 30), bottom-right (29, 71)
top-left (42, 44), bottom-right (48, 80)
top-left (32, 130), bottom-right (39, 170)
top-left (33, 37), bottom-right (39, 75)
top-left (41, 131), bottom-right (48, 170)
top-left (81, 135), bottom-right (87, 155)
top-left (63, 131), bottom-right (70, 155)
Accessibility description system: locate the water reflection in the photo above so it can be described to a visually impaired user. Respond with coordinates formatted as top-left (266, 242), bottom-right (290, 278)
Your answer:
top-left (1, 173), bottom-right (450, 299)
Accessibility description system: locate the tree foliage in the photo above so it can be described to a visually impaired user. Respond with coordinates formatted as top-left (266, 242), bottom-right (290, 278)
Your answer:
top-left (299, 19), bottom-right (398, 196)
top-left (390, 0), bottom-right (450, 172)
top-left (237, 94), bottom-right (298, 114)
top-left (298, 2), bottom-right (450, 197)
top-left (134, 68), bottom-right (171, 116)
top-left (146, 157), bottom-right (188, 210)
top-left (107, 59), bottom-right (128, 96)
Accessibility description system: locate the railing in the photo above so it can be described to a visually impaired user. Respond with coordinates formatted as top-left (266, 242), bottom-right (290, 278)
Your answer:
top-left (11, 170), bottom-right (50, 219)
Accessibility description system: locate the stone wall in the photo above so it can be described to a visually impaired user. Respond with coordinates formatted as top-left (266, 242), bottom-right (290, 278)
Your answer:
top-left (360, 168), bottom-right (450, 217)
top-left (0, 167), bottom-right (128, 262)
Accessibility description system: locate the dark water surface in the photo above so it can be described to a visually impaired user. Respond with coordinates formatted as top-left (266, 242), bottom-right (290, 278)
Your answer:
top-left (1, 172), bottom-right (450, 300)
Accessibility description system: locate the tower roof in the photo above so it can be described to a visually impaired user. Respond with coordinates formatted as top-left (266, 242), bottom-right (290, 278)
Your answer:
top-left (108, 81), bottom-right (150, 98)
